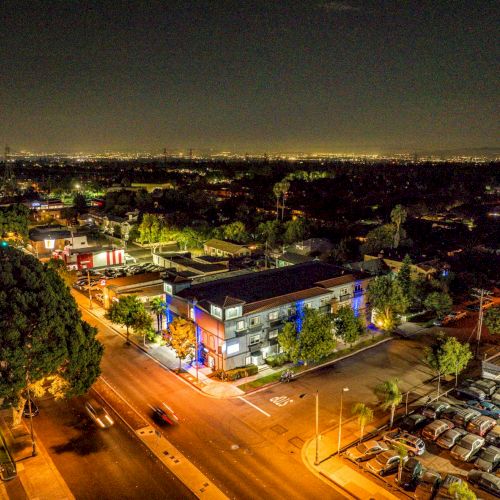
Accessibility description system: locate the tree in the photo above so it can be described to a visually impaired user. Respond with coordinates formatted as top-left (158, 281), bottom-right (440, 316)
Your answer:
top-left (351, 403), bottom-right (373, 443)
top-left (374, 379), bottom-right (402, 428)
top-left (0, 204), bottom-right (29, 242)
top-left (425, 336), bottom-right (453, 397)
top-left (361, 224), bottom-right (394, 255)
top-left (448, 481), bottom-right (476, 500)
top-left (283, 218), bottom-right (308, 245)
top-left (257, 220), bottom-right (283, 249)
top-left (485, 308), bottom-right (500, 335)
top-left (334, 306), bottom-right (364, 347)
top-left (424, 291), bottom-right (453, 319)
top-left (390, 205), bottom-right (407, 249)
top-left (368, 275), bottom-right (410, 331)
top-left (273, 183), bottom-right (282, 220)
top-left (394, 443), bottom-right (408, 485)
top-left (278, 322), bottom-right (300, 363)
top-left (45, 258), bottom-right (75, 286)
top-left (105, 295), bottom-right (152, 345)
top-left (298, 308), bottom-right (335, 365)
top-left (168, 317), bottom-right (196, 369)
top-left (441, 336), bottom-right (473, 386)
top-left (280, 180), bottom-right (290, 220)
top-left (73, 193), bottom-right (87, 214)
top-left (222, 221), bottom-right (248, 243)
top-left (150, 297), bottom-right (166, 332)
top-left (396, 254), bottom-right (413, 304)
top-left (0, 248), bottom-right (103, 425)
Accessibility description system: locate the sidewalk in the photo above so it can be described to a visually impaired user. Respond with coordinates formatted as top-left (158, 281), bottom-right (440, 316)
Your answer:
top-left (0, 411), bottom-right (74, 500)
top-left (86, 303), bottom-right (245, 398)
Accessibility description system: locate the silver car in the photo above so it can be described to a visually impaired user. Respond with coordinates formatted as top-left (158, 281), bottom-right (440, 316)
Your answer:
top-left (436, 428), bottom-right (467, 449)
top-left (345, 440), bottom-right (389, 463)
top-left (450, 433), bottom-right (485, 462)
top-left (366, 450), bottom-right (401, 476)
top-left (474, 445), bottom-right (500, 472)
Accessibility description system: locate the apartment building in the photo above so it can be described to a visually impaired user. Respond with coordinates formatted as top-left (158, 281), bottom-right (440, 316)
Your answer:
top-left (163, 261), bottom-right (371, 371)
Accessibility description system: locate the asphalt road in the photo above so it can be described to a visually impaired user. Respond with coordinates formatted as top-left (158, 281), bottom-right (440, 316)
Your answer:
top-left (31, 393), bottom-right (193, 500)
top-left (71, 287), bottom-right (447, 500)
top-left (77, 303), bottom-right (339, 500)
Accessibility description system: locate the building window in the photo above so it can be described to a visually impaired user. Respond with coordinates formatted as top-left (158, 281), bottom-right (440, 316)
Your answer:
top-left (210, 304), bottom-right (223, 319)
top-left (236, 320), bottom-right (246, 331)
top-left (305, 302), bottom-right (313, 309)
top-left (227, 343), bottom-right (239, 355)
top-left (269, 329), bottom-right (278, 339)
top-left (320, 296), bottom-right (331, 306)
top-left (164, 283), bottom-right (173, 295)
top-left (226, 307), bottom-right (240, 320)
top-left (340, 287), bottom-right (348, 296)
top-left (249, 316), bottom-right (261, 327)
top-left (354, 283), bottom-right (363, 293)
top-left (249, 334), bottom-right (260, 345)
top-left (268, 311), bottom-right (279, 321)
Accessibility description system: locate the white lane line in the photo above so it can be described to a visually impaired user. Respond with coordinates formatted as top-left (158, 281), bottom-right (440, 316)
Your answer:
top-left (238, 396), bottom-right (271, 417)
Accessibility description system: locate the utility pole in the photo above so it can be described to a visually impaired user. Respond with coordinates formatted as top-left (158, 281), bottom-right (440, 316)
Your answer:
top-left (472, 288), bottom-right (492, 357)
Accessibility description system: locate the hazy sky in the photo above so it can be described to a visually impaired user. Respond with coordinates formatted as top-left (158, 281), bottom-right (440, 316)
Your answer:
top-left (1, 0), bottom-right (498, 153)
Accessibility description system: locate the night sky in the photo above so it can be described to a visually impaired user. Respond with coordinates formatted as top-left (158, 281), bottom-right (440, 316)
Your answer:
top-left (1, 1), bottom-right (498, 153)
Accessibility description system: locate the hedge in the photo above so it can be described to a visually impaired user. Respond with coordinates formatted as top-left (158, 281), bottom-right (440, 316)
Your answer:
top-left (265, 353), bottom-right (289, 367)
top-left (209, 364), bottom-right (259, 381)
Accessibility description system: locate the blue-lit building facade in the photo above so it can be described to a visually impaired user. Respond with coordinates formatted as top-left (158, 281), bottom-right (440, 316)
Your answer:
top-left (163, 262), bottom-right (371, 371)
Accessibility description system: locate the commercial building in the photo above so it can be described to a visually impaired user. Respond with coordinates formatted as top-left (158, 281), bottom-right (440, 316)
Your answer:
top-left (28, 225), bottom-right (89, 258)
top-left (163, 261), bottom-right (371, 371)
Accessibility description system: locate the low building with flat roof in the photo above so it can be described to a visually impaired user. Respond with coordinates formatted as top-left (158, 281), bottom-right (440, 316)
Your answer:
top-left (203, 239), bottom-right (251, 258)
top-left (163, 261), bottom-right (371, 371)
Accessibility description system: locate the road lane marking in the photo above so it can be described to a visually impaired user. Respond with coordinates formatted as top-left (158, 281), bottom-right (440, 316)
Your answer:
top-left (238, 396), bottom-right (271, 417)
top-left (270, 396), bottom-right (293, 407)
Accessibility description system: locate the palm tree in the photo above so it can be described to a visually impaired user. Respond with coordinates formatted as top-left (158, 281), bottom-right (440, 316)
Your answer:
top-left (394, 443), bottom-right (408, 485)
top-left (375, 378), bottom-right (402, 428)
top-left (390, 204), bottom-right (407, 248)
top-left (280, 180), bottom-right (290, 220)
top-left (273, 183), bottom-right (282, 220)
top-left (351, 403), bottom-right (374, 443)
top-left (150, 297), bottom-right (166, 332)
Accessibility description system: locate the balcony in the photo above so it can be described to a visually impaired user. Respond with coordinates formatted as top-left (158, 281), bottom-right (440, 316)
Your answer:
top-left (339, 293), bottom-right (352, 302)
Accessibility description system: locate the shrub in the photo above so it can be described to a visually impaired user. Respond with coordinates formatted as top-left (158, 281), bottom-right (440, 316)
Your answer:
top-left (209, 364), bottom-right (259, 381)
top-left (265, 353), bottom-right (289, 367)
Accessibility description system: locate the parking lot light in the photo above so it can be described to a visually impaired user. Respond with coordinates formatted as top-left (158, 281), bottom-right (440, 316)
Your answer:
top-left (338, 387), bottom-right (349, 456)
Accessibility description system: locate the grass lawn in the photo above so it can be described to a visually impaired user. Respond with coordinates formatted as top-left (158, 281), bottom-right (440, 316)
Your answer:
top-left (237, 371), bottom-right (283, 392)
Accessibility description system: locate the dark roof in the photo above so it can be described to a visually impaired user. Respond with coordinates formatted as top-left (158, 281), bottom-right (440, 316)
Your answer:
top-left (29, 225), bottom-right (71, 241)
top-left (277, 252), bottom-right (314, 265)
top-left (177, 261), bottom-right (357, 308)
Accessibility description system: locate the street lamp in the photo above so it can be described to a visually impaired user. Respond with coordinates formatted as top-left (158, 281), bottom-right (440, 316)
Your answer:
top-left (337, 387), bottom-right (349, 456)
top-left (300, 391), bottom-right (321, 465)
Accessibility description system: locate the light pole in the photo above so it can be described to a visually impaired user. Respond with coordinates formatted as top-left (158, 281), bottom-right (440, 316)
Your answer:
top-left (25, 335), bottom-right (36, 457)
top-left (337, 387), bottom-right (349, 456)
top-left (300, 391), bottom-right (321, 465)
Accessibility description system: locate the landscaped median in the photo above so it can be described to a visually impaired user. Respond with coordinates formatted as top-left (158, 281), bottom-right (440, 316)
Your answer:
top-left (237, 332), bottom-right (392, 393)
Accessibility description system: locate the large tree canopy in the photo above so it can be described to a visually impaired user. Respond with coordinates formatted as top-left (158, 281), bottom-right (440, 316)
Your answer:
top-left (0, 248), bottom-right (103, 416)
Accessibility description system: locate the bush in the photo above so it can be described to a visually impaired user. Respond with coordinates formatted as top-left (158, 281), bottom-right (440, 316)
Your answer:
top-left (209, 364), bottom-right (259, 381)
top-left (265, 353), bottom-right (289, 367)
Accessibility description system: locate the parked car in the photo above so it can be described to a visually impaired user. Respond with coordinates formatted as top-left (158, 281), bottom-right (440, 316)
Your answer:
top-left (452, 407), bottom-right (482, 428)
top-left (466, 400), bottom-right (500, 418)
top-left (450, 433), bottom-right (485, 462)
top-left (468, 469), bottom-right (500, 496)
top-left (23, 398), bottom-right (39, 418)
top-left (366, 450), bottom-right (401, 476)
top-left (399, 413), bottom-right (428, 432)
top-left (414, 469), bottom-right (441, 499)
top-left (397, 457), bottom-right (423, 489)
top-left (434, 474), bottom-right (463, 500)
top-left (422, 419), bottom-right (454, 441)
top-left (492, 391), bottom-right (500, 406)
top-left (84, 399), bottom-right (114, 428)
top-left (467, 415), bottom-right (497, 437)
top-left (421, 401), bottom-right (451, 420)
top-left (454, 386), bottom-right (487, 401)
top-left (383, 430), bottom-right (426, 456)
top-left (345, 440), bottom-right (389, 463)
top-left (472, 379), bottom-right (498, 397)
top-left (475, 445), bottom-right (500, 472)
top-left (486, 425), bottom-right (500, 446)
top-left (437, 428), bottom-right (468, 449)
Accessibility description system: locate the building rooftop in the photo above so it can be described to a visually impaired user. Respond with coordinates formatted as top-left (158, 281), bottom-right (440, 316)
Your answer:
top-left (29, 225), bottom-right (72, 241)
top-left (177, 261), bottom-right (361, 309)
top-left (204, 238), bottom-right (249, 254)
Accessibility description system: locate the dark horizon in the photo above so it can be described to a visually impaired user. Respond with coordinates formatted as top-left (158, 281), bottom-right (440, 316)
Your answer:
top-left (1, 1), bottom-right (498, 153)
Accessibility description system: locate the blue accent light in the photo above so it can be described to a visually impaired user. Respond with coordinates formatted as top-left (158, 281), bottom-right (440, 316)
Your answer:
top-left (193, 304), bottom-right (204, 365)
top-left (295, 299), bottom-right (305, 333)
top-left (164, 295), bottom-right (173, 328)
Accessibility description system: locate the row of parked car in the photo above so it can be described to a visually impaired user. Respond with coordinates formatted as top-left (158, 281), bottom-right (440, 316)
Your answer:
top-left (345, 377), bottom-right (500, 497)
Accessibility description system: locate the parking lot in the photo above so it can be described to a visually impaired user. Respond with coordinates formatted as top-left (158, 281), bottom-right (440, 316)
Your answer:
top-left (72, 262), bottom-right (164, 303)
top-left (343, 377), bottom-right (500, 499)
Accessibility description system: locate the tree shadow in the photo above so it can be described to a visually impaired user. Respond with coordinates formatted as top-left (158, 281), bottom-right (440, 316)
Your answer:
top-left (51, 427), bottom-right (107, 456)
